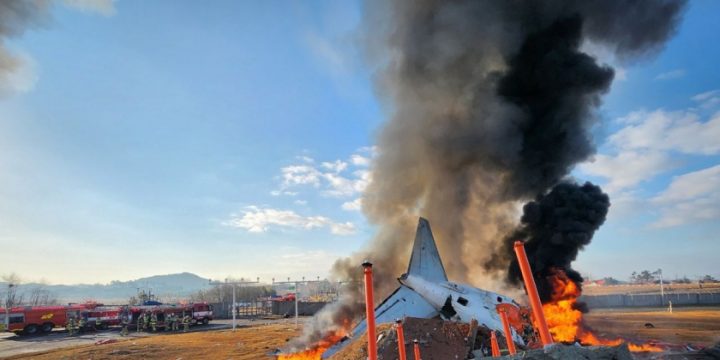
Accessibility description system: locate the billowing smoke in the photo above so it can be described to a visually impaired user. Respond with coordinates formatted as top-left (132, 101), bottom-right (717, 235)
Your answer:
top-left (288, 0), bottom-right (686, 350)
top-left (0, 1), bottom-right (51, 97)
top-left (502, 182), bottom-right (610, 302)
top-left (0, 0), bottom-right (114, 97)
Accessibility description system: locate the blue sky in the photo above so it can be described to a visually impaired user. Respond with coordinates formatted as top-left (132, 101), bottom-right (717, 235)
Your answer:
top-left (0, 0), bottom-right (718, 285)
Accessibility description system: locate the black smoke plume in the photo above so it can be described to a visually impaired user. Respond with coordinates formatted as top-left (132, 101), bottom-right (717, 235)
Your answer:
top-left (505, 182), bottom-right (610, 302)
top-left (288, 0), bottom-right (686, 351)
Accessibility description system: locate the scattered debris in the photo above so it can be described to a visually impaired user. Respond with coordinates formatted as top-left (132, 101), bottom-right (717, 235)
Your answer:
top-left (329, 317), bottom-right (478, 360)
top-left (497, 343), bottom-right (633, 360)
top-left (645, 323), bottom-right (655, 328)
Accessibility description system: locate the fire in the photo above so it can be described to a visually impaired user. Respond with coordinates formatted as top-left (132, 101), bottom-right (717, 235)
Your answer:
top-left (277, 330), bottom-right (347, 360)
top-left (541, 268), bottom-right (663, 353)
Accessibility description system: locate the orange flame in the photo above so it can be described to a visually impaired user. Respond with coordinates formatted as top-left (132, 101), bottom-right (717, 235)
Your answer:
top-left (541, 268), bottom-right (663, 353)
top-left (277, 329), bottom-right (347, 360)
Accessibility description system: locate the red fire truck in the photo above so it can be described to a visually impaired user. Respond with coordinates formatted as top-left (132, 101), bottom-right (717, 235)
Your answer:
top-left (1, 302), bottom-right (211, 335)
top-left (0, 305), bottom-right (87, 335)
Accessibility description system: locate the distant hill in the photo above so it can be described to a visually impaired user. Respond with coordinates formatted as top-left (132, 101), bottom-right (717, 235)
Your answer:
top-left (1, 272), bottom-right (212, 304)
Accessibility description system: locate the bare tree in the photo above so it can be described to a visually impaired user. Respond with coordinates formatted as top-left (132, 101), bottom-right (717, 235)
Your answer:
top-left (2, 273), bottom-right (22, 308)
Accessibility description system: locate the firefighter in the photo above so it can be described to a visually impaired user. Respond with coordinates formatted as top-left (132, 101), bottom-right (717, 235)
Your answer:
top-left (165, 312), bottom-right (173, 332)
top-left (95, 315), bottom-right (103, 330)
top-left (182, 314), bottom-right (191, 332)
top-left (66, 316), bottom-right (76, 336)
top-left (150, 312), bottom-right (158, 332)
top-left (120, 314), bottom-right (129, 336)
top-left (78, 314), bottom-right (87, 333)
top-left (143, 311), bottom-right (150, 331)
top-left (172, 313), bottom-right (179, 331)
top-left (136, 312), bottom-right (143, 332)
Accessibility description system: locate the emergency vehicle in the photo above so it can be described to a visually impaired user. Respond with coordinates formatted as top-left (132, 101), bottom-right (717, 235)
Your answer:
top-left (1, 302), bottom-right (211, 335)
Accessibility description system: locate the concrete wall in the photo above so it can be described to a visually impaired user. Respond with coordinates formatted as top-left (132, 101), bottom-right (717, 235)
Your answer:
top-left (580, 292), bottom-right (720, 308)
top-left (272, 301), bottom-right (327, 316)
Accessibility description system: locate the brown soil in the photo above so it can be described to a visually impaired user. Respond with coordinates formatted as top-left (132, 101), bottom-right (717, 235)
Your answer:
top-left (3, 324), bottom-right (301, 360)
top-left (4, 307), bottom-right (719, 359)
top-left (584, 307), bottom-right (720, 346)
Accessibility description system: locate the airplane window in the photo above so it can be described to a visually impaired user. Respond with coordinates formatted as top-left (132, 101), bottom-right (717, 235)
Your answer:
top-left (457, 297), bottom-right (469, 306)
top-left (497, 296), bottom-right (503, 303)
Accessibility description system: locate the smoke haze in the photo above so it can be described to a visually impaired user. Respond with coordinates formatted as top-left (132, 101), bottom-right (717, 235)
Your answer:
top-left (286, 0), bottom-right (688, 350)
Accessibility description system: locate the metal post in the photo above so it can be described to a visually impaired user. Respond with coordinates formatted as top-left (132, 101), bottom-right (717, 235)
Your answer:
top-left (395, 319), bottom-right (407, 360)
top-left (513, 241), bottom-right (553, 346)
top-left (490, 331), bottom-right (501, 357)
top-left (232, 283), bottom-right (237, 331)
top-left (362, 261), bottom-right (378, 360)
top-left (294, 281), bottom-right (299, 329)
top-left (4, 284), bottom-right (12, 332)
top-left (498, 309), bottom-right (517, 355)
top-left (658, 269), bottom-right (664, 300)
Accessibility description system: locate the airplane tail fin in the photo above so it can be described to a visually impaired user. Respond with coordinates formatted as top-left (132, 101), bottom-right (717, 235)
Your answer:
top-left (406, 217), bottom-right (448, 282)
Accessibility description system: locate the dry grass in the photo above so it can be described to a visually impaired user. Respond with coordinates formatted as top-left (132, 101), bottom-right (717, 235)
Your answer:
top-left (584, 307), bottom-right (720, 346)
top-left (3, 324), bottom-right (301, 360)
top-left (5, 307), bottom-right (719, 359)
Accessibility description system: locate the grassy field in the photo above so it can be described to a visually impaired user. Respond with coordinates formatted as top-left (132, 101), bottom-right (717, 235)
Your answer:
top-left (3, 307), bottom-right (719, 359)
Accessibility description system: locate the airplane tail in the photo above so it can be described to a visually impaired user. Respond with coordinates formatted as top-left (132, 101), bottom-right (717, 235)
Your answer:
top-left (406, 217), bottom-right (448, 282)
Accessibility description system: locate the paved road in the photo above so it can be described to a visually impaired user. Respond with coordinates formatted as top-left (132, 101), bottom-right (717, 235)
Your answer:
top-left (0, 318), bottom-right (302, 358)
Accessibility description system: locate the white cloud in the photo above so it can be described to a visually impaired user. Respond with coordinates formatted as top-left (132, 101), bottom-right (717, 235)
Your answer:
top-left (274, 148), bottom-right (375, 200)
top-left (321, 160), bottom-right (348, 173)
top-left (62, 0), bottom-right (116, 16)
top-left (281, 165), bottom-right (322, 187)
top-left (579, 151), bottom-right (675, 192)
top-left (225, 206), bottom-right (356, 235)
top-left (654, 69), bottom-right (685, 81)
top-left (341, 198), bottom-right (362, 211)
top-left (293, 199), bottom-right (307, 206)
top-left (650, 165), bottom-right (720, 228)
top-left (609, 110), bottom-right (720, 155)
top-left (692, 90), bottom-right (720, 109)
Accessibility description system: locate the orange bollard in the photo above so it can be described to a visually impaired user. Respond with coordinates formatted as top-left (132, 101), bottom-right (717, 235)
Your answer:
top-left (498, 309), bottom-right (517, 355)
top-left (395, 319), bottom-right (407, 360)
top-left (362, 261), bottom-right (378, 360)
top-left (490, 330), bottom-right (501, 357)
top-left (513, 241), bottom-right (554, 346)
top-left (413, 339), bottom-right (421, 360)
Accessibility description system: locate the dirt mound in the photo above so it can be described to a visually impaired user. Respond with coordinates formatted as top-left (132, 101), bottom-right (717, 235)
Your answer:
top-left (330, 317), bottom-right (477, 360)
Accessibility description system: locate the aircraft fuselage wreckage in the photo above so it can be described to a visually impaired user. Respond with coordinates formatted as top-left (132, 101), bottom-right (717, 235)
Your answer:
top-left (323, 217), bottom-right (525, 358)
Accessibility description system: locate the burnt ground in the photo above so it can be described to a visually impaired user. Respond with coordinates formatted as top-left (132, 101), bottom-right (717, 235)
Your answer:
top-left (1, 307), bottom-right (718, 359)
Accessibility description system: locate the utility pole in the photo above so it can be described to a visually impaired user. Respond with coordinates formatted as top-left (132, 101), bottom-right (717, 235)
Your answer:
top-left (4, 283), bottom-right (14, 332)
top-left (272, 277), bottom-right (324, 329)
top-left (209, 277), bottom-right (260, 331)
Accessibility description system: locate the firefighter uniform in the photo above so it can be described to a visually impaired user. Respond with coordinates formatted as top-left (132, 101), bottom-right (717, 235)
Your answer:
top-left (137, 314), bottom-right (143, 332)
top-left (95, 316), bottom-right (103, 330)
top-left (66, 317), bottom-right (76, 336)
top-left (172, 314), bottom-right (179, 331)
top-left (143, 312), bottom-right (150, 331)
top-left (150, 313), bottom-right (158, 332)
top-left (120, 316), bottom-right (129, 336)
top-left (165, 313), bottom-right (173, 332)
top-left (78, 316), bottom-right (87, 333)
top-left (182, 315), bottom-right (190, 332)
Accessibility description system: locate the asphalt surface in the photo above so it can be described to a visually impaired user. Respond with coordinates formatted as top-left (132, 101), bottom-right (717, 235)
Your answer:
top-left (0, 318), bottom-right (300, 358)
